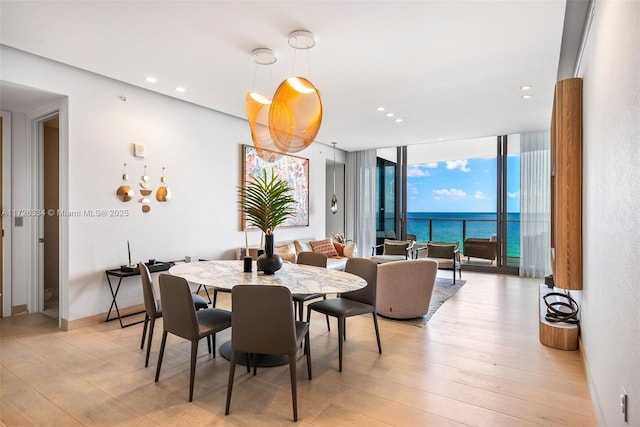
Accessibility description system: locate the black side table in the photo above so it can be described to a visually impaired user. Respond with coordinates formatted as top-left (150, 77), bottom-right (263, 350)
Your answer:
top-left (104, 262), bottom-right (173, 328)
top-left (105, 268), bottom-right (145, 328)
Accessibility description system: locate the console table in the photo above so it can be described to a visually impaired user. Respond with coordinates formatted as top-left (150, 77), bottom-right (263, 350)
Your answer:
top-left (105, 262), bottom-right (173, 328)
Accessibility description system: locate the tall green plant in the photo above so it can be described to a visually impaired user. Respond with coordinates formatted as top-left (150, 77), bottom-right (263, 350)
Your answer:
top-left (238, 170), bottom-right (296, 235)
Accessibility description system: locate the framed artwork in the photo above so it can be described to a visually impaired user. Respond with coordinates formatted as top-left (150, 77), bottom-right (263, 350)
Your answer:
top-left (242, 144), bottom-right (309, 228)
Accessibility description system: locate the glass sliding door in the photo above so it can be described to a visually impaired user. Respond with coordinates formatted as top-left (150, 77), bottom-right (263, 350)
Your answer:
top-left (396, 136), bottom-right (520, 274)
top-left (375, 156), bottom-right (397, 253)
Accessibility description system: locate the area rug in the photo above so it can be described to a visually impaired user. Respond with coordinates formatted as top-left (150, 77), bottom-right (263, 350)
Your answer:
top-left (379, 277), bottom-right (467, 327)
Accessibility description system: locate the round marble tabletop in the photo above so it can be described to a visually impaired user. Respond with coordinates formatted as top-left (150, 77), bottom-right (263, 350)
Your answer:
top-left (168, 260), bottom-right (366, 294)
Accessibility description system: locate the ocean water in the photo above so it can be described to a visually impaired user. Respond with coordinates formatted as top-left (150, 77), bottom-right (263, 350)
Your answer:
top-left (399, 212), bottom-right (520, 258)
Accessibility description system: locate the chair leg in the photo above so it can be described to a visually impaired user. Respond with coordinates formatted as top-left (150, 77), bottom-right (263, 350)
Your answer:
top-left (453, 269), bottom-right (456, 284)
top-left (225, 351), bottom-right (237, 415)
top-left (145, 316), bottom-right (156, 368)
top-left (323, 295), bottom-right (330, 331)
top-left (213, 289), bottom-right (218, 307)
top-left (297, 301), bottom-right (303, 322)
top-left (372, 312), bottom-right (382, 354)
top-left (200, 285), bottom-right (212, 304)
top-left (154, 330), bottom-right (168, 382)
top-left (188, 340), bottom-right (199, 402)
top-left (207, 335), bottom-right (212, 354)
top-left (305, 332), bottom-right (312, 380)
top-left (140, 314), bottom-right (149, 349)
top-left (252, 354), bottom-right (257, 376)
top-left (337, 317), bottom-right (345, 372)
top-left (245, 352), bottom-right (251, 373)
top-left (288, 353), bottom-right (298, 422)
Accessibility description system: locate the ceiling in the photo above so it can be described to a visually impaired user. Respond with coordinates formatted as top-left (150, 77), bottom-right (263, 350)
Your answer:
top-left (0, 1), bottom-right (567, 152)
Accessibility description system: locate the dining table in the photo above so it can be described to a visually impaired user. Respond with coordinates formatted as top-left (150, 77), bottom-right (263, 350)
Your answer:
top-left (168, 259), bottom-right (367, 366)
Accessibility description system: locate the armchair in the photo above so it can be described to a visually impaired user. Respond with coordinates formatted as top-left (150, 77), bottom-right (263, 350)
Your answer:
top-left (371, 239), bottom-right (415, 264)
top-left (415, 241), bottom-right (462, 284)
top-left (463, 237), bottom-right (497, 263)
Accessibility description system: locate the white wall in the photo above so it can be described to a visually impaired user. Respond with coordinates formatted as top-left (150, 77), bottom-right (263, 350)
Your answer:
top-left (579, 1), bottom-right (640, 425)
top-left (1, 46), bottom-right (336, 321)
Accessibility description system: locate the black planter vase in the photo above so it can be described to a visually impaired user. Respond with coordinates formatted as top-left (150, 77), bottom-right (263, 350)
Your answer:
top-left (256, 234), bottom-right (283, 275)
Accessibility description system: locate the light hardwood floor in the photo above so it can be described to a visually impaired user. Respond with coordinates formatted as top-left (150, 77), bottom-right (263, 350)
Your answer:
top-left (0, 271), bottom-right (596, 426)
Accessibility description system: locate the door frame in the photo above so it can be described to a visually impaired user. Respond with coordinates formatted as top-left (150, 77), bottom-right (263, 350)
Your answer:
top-left (1, 110), bottom-right (12, 317)
top-left (27, 100), bottom-right (68, 325)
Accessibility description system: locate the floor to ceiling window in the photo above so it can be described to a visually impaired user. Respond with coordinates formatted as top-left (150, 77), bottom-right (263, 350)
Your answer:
top-left (374, 156), bottom-right (397, 253)
top-left (377, 135), bottom-right (520, 273)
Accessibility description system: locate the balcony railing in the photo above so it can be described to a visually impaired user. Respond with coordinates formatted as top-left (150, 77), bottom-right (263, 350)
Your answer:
top-left (378, 215), bottom-right (520, 259)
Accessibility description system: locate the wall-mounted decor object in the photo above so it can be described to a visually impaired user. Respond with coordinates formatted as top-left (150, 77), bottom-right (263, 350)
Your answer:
top-left (156, 166), bottom-right (171, 202)
top-left (116, 163), bottom-right (134, 202)
top-left (140, 165), bottom-right (151, 213)
top-left (242, 144), bottom-right (308, 228)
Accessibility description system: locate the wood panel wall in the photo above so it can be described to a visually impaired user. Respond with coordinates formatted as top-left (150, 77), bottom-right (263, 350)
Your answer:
top-left (550, 78), bottom-right (582, 290)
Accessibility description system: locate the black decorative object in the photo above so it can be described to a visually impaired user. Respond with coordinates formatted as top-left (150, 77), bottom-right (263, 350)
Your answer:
top-left (256, 234), bottom-right (282, 275)
top-left (243, 256), bottom-right (253, 273)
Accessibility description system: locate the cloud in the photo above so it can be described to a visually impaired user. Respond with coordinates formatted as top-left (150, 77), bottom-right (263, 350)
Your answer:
top-left (446, 159), bottom-right (471, 172)
top-left (407, 165), bottom-right (431, 177)
top-left (433, 188), bottom-right (467, 199)
top-left (473, 191), bottom-right (488, 199)
top-left (508, 191), bottom-right (520, 198)
top-left (426, 162), bottom-right (438, 168)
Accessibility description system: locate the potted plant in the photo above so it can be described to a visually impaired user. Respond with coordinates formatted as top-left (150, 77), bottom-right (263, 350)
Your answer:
top-left (237, 170), bottom-right (296, 274)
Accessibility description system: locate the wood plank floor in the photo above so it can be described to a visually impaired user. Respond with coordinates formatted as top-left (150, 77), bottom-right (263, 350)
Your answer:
top-left (0, 271), bottom-right (597, 426)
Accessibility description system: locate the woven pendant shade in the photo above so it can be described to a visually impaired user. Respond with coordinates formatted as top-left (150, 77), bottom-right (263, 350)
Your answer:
top-left (269, 76), bottom-right (322, 154)
top-left (245, 92), bottom-right (284, 162)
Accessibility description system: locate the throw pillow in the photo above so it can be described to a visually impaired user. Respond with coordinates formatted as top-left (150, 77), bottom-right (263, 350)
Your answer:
top-left (310, 238), bottom-right (339, 257)
top-left (384, 240), bottom-right (409, 255)
top-left (343, 243), bottom-right (357, 258)
top-left (333, 241), bottom-right (345, 257)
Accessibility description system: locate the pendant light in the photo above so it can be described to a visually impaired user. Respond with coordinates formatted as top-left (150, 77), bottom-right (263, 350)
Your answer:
top-left (330, 142), bottom-right (338, 214)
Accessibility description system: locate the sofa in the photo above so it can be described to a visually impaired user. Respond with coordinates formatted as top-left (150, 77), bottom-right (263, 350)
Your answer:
top-left (463, 237), bottom-right (497, 262)
top-left (237, 237), bottom-right (356, 270)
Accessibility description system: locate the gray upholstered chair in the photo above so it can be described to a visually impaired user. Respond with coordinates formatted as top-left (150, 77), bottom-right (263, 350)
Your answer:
top-left (306, 258), bottom-right (381, 372)
top-left (139, 262), bottom-right (209, 368)
top-left (371, 239), bottom-right (415, 264)
top-left (415, 241), bottom-right (462, 283)
top-left (225, 285), bottom-right (311, 422)
top-left (154, 274), bottom-right (232, 402)
top-left (376, 259), bottom-right (438, 319)
top-left (292, 251), bottom-right (330, 328)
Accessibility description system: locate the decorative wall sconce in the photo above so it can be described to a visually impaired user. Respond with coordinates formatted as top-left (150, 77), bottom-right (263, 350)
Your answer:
top-left (140, 165), bottom-right (151, 212)
top-left (116, 163), bottom-right (134, 202)
top-left (156, 166), bottom-right (171, 202)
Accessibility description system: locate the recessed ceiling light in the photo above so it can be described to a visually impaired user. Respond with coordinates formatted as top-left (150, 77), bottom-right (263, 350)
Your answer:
top-left (377, 107), bottom-right (385, 111)
top-left (395, 118), bottom-right (403, 123)
top-left (386, 113), bottom-right (394, 117)
top-left (521, 94), bottom-right (532, 99)
top-left (175, 86), bottom-right (186, 93)
top-left (520, 85), bottom-right (531, 91)
top-left (146, 76), bottom-right (157, 83)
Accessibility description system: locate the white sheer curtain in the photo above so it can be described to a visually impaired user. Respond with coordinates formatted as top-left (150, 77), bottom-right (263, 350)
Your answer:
top-left (345, 150), bottom-right (376, 258)
top-left (519, 130), bottom-right (551, 277)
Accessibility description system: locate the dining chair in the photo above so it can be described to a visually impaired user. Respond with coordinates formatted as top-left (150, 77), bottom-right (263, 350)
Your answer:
top-left (155, 274), bottom-right (232, 402)
top-left (225, 285), bottom-right (312, 422)
top-left (306, 257), bottom-right (381, 372)
top-left (292, 251), bottom-right (330, 330)
top-left (139, 262), bottom-right (210, 368)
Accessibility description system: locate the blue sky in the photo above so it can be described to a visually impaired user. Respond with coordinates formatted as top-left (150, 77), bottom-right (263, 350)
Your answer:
top-left (407, 155), bottom-right (520, 213)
